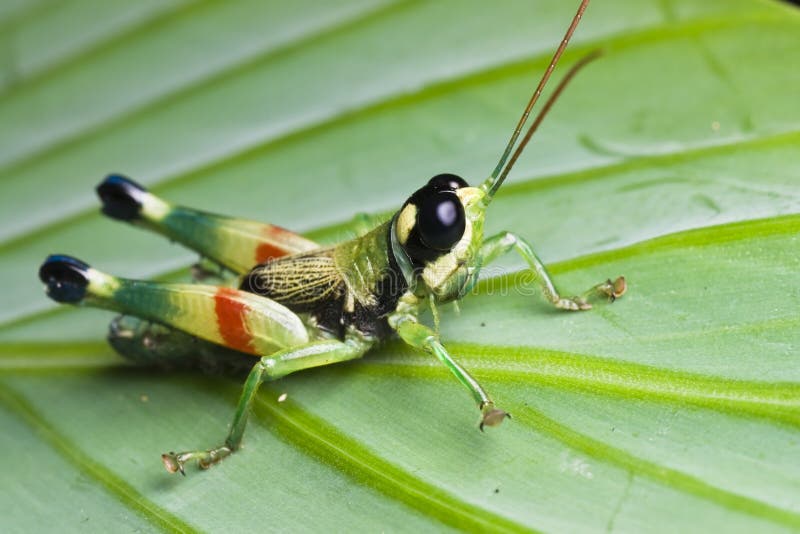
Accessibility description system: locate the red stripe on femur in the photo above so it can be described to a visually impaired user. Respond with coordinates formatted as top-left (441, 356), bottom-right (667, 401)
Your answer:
top-left (254, 225), bottom-right (299, 263)
top-left (214, 287), bottom-right (257, 355)
top-left (254, 241), bottom-right (288, 264)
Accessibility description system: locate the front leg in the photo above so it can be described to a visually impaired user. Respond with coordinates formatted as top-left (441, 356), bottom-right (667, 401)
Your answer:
top-left (479, 231), bottom-right (626, 310)
top-left (388, 302), bottom-right (509, 430)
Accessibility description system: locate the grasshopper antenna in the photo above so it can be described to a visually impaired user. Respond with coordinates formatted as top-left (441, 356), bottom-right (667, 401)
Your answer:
top-left (483, 0), bottom-right (592, 199)
top-left (492, 50), bottom-right (601, 195)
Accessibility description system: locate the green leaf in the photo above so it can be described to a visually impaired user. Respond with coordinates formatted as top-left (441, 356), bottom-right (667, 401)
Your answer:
top-left (2, 0), bottom-right (800, 531)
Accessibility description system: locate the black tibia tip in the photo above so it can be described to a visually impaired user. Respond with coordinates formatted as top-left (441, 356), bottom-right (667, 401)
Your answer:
top-left (38, 255), bottom-right (90, 303)
top-left (96, 174), bottom-right (147, 221)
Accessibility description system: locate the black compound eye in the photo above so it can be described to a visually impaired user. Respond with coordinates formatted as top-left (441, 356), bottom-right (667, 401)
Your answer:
top-left (428, 173), bottom-right (468, 190)
top-left (417, 191), bottom-right (466, 251)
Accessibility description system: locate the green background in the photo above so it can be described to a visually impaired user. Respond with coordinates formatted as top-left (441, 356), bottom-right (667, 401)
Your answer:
top-left (1, 0), bottom-right (799, 532)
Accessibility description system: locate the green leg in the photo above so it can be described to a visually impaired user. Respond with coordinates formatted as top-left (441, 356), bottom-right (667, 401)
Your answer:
top-left (479, 231), bottom-right (626, 310)
top-left (390, 315), bottom-right (508, 430)
top-left (162, 338), bottom-right (371, 474)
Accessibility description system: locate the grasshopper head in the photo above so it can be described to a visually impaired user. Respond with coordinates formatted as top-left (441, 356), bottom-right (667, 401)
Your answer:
top-left (393, 174), bottom-right (488, 299)
top-left (390, 1), bottom-right (597, 302)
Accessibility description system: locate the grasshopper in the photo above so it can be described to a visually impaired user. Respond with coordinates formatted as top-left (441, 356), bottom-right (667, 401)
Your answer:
top-left (38, 0), bottom-right (624, 475)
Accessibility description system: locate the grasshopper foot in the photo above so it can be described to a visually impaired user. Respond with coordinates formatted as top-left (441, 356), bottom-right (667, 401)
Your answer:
top-left (601, 276), bottom-right (627, 301)
top-left (480, 402), bottom-right (511, 431)
top-left (162, 446), bottom-right (232, 475)
top-left (161, 452), bottom-right (185, 475)
top-left (565, 276), bottom-right (627, 310)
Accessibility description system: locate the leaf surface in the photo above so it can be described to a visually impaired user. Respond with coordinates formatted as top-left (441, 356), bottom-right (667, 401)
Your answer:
top-left (1, 1), bottom-right (799, 532)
